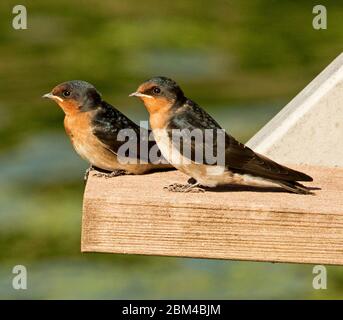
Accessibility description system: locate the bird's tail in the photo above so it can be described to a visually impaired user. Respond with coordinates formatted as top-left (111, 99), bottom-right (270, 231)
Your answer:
top-left (274, 180), bottom-right (314, 195)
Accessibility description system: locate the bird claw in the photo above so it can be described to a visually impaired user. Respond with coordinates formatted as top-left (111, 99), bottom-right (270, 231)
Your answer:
top-left (84, 166), bottom-right (95, 183)
top-left (164, 182), bottom-right (205, 193)
top-left (93, 169), bottom-right (129, 179)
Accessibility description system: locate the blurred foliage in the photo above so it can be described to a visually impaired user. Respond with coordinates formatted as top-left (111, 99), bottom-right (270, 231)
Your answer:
top-left (0, 0), bottom-right (342, 299)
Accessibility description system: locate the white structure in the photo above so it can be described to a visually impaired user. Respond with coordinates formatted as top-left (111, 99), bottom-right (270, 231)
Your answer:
top-left (247, 53), bottom-right (343, 168)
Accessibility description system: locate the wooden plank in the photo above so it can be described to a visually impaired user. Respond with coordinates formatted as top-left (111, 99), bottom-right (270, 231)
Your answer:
top-left (81, 165), bottom-right (343, 265)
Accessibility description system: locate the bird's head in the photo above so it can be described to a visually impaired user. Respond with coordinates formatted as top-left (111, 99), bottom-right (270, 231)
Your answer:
top-left (130, 76), bottom-right (184, 114)
top-left (43, 80), bottom-right (102, 115)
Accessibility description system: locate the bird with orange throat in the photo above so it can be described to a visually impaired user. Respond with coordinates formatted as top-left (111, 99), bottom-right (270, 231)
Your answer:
top-left (43, 80), bottom-right (172, 181)
top-left (130, 76), bottom-right (314, 194)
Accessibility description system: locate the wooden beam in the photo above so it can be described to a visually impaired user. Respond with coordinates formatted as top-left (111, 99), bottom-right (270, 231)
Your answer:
top-left (81, 165), bottom-right (343, 265)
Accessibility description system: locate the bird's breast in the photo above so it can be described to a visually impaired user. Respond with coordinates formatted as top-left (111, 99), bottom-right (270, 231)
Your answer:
top-left (64, 112), bottom-right (118, 171)
top-left (152, 128), bottom-right (184, 167)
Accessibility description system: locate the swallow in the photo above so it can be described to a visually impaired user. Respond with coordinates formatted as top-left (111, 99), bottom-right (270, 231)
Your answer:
top-left (43, 80), bottom-right (172, 181)
top-left (130, 76), bottom-right (314, 194)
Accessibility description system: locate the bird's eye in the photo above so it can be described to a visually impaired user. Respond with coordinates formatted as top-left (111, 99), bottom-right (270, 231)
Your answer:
top-left (63, 90), bottom-right (71, 97)
top-left (152, 87), bottom-right (161, 94)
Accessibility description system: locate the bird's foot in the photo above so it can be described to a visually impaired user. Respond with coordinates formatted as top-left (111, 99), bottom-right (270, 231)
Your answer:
top-left (93, 169), bottom-right (129, 179)
top-left (164, 178), bottom-right (205, 193)
top-left (84, 166), bottom-right (95, 183)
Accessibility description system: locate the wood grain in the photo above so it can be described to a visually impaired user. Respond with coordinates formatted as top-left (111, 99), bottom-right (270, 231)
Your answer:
top-left (82, 165), bottom-right (343, 265)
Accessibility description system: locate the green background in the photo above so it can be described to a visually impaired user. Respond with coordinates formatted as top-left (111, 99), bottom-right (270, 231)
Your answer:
top-left (0, 0), bottom-right (342, 299)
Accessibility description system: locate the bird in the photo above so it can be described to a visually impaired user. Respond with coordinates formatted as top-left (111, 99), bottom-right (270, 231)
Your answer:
top-left (130, 76), bottom-right (314, 194)
top-left (43, 80), bottom-right (172, 181)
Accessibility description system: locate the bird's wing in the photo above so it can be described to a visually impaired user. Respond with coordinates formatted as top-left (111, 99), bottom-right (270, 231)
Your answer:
top-left (168, 100), bottom-right (312, 182)
top-left (92, 101), bottom-right (152, 161)
top-left (223, 134), bottom-right (312, 182)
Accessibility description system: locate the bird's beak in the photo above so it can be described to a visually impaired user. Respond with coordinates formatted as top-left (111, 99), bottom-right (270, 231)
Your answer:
top-left (42, 93), bottom-right (63, 102)
top-left (42, 93), bottom-right (54, 99)
top-left (129, 92), bottom-right (153, 99)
